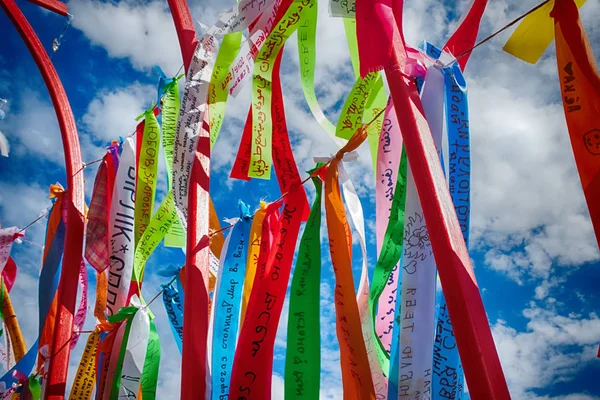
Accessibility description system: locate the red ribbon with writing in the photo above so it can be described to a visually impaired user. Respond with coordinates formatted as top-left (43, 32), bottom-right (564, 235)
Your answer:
top-left (229, 185), bottom-right (306, 399)
top-left (229, 1), bottom-right (309, 220)
top-left (553, 0), bottom-right (600, 248)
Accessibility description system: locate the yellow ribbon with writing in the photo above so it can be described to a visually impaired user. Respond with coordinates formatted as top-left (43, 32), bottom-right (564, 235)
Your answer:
top-left (68, 328), bottom-right (101, 400)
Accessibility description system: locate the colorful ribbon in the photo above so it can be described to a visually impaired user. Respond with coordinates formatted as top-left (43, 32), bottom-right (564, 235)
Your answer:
top-left (503, 0), bottom-right (586, 65)
top-left (209, 32), bottom-right (243, 147)
top-left (171, 0), bottom-right (276, 225)
top-left (68, 328), bottom-right (100, 400)
top-left (161, 78), bottom-right (186, 249)
top-left (37, 188), bottom-right (66, 371)
top-left (240, 203), bottom-right (267, 324)
top-left (107, 295), bottom-right (149, 400)
top-left (285, 168), bottom-right (323, 399)
top-left (248, 0), bottom-right (309, 179)
top-left (338, 161), bottom-right (387, 396)
top-left (134, 109), bottom-right (160, 247)
top-left (553, 0), bottom-right (600, 253)
top-left (161, 278), bottom-right (183, 352)
top-left (324, 128), bottom-right (375, 399)
top-left (140, 320), bottom-right (160, 400)
top-left (210, 202), bottom-right (251, 399)
top-left (229, 186), bottom-right (306, 399)
top-left (85, 149), bottom-right (117, 272)
top-left (106, 137), bottom-right (136, 316)
top-left (374, 99), bottom-right (405, 356)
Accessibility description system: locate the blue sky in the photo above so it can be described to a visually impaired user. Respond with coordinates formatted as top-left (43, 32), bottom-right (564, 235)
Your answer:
top-left (0, 0), bottom-right (599, 398)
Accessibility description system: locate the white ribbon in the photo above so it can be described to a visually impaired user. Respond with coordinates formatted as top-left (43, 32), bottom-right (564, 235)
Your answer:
top-left (172, 0), bottom-right (276, 228)
top-left (228, 0), bottom-right (284, 97)
top-left (118, 295), bottom-right (150, 400)
top-left (106, 137), bottom-right (136, 316)
top-left (0, 227), bottom-right (18, 272)
top-left (391, 63), bottom-right (445, 400)
top-left (338, 161), bottom-right (388, 397)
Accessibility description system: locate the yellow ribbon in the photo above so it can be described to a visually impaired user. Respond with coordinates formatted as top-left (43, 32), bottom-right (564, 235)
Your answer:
top-left (240, 201), bottom-right (267, 324)
top-left (503, 0), bottom-right (587, 64)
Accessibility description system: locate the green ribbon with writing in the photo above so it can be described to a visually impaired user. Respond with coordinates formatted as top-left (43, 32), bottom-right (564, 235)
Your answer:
top-left (369, 148), bottom-right (408, 373)
top-left (134, 108), bottom-right (160, 247)
top-left (161, 78), bottom-right (186, 249)
top-left (141, 320), bottom-right (160, 400)
top-left (285, 168), bottom-right (323, 399)
top-left (341, 18), bottom-right (386, 172)
top-left (249, 0), bottom-right (311, 179)
top-left (209, 32), bottom-right (243, 147)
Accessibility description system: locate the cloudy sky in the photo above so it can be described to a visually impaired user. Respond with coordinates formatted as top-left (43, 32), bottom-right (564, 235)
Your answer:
top-left (0, 0), bottom-right (599, 398)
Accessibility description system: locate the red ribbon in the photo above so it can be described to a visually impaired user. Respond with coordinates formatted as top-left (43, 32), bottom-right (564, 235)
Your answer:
top-left (229, 185), bottom-right (306, 399)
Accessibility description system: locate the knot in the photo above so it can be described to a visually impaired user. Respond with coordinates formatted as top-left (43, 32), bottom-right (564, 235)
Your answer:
top-left (129, 294), bottom-right (142, 308)
top-left (49, 183), bottom-right (65, 199)
top-left (314, 150), bottom-right (359, 165)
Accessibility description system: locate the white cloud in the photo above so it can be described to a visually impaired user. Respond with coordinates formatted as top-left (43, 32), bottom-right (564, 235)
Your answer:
top-left (3, 89), bottom-right (63, 166)
top-left (535, 395), bottom-right (600, 400)
top-left (81, 82), bottom-right (156, 143)
top-left (493, 304), bottom-right (600, 398)
top-left (272, 373), bottom-right (284, 398)
top-left (450, 0), bottom-right (600, 295)
top-left (68, 0), bottom-right (183, 74)
top-left (0, 181), bottom-right (51, 243)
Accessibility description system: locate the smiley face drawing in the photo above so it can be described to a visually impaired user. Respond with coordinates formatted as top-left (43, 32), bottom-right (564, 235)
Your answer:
top-left (583, 129), bottom-right (600, 155)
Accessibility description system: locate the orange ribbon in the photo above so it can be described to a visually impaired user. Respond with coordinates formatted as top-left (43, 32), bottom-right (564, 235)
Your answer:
top-left (324, 126), bottom-right (375, 399)
top-left (553, 0), bottom-right (600, 247)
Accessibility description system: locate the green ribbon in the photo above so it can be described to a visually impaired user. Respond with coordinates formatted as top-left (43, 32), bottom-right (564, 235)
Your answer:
top-left (140, 320), bottom-right (160, 400)
top-left (339, 18), bottom-right (386, 172)
top-left (162, 79), bottom-right (186, 249)
top-left (249, 0), bottom-right (310, 179)
top-left (335, 73), bottom-right (379, 140)
top-left (285, 167), bottom-right (323, 399)
top-left (368, 148), bottom-right (408, 373)
top-left (161, 79), bottom-right (180, 187)
top-left (209, 32), bottom-right (243, 147)
top-left (133, 191), bottom-right (176, 283)
top-left (28, 376), bottom-right (41, 400)
top-left (134, 108), bottom-right (160, 246)
top-left (297, 0), bottom-right (337, 136)
top-left (107, 305), bottom-right (139, 400)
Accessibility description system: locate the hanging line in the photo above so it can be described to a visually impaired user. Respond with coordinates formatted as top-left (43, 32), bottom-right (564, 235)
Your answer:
top-left (445, 0), bottom-right (550, 67)
top-left (51, 13), bottom-right (73, 55)
top-left (15, 0), bottom-right (546, 243)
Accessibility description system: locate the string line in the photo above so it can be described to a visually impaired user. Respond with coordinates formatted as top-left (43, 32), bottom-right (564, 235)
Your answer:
top-left (449, 0), bottom-right (550, 65)
top-left (14, 0), bottom-right (547, 242)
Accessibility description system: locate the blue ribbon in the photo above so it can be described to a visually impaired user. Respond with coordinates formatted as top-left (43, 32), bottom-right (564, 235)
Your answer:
top-left (161, 270), bottom-right (184, 352)
top-left (432, 62), bottom-right (470, 400)
top-left (38, 203), bottom-right (65, 336)
top-left (0, 339), bottom-right (38, 390)
top-left (210, 201), bottom-right (251, 399)
top-left (1, 201), bottom-right (69, 394)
